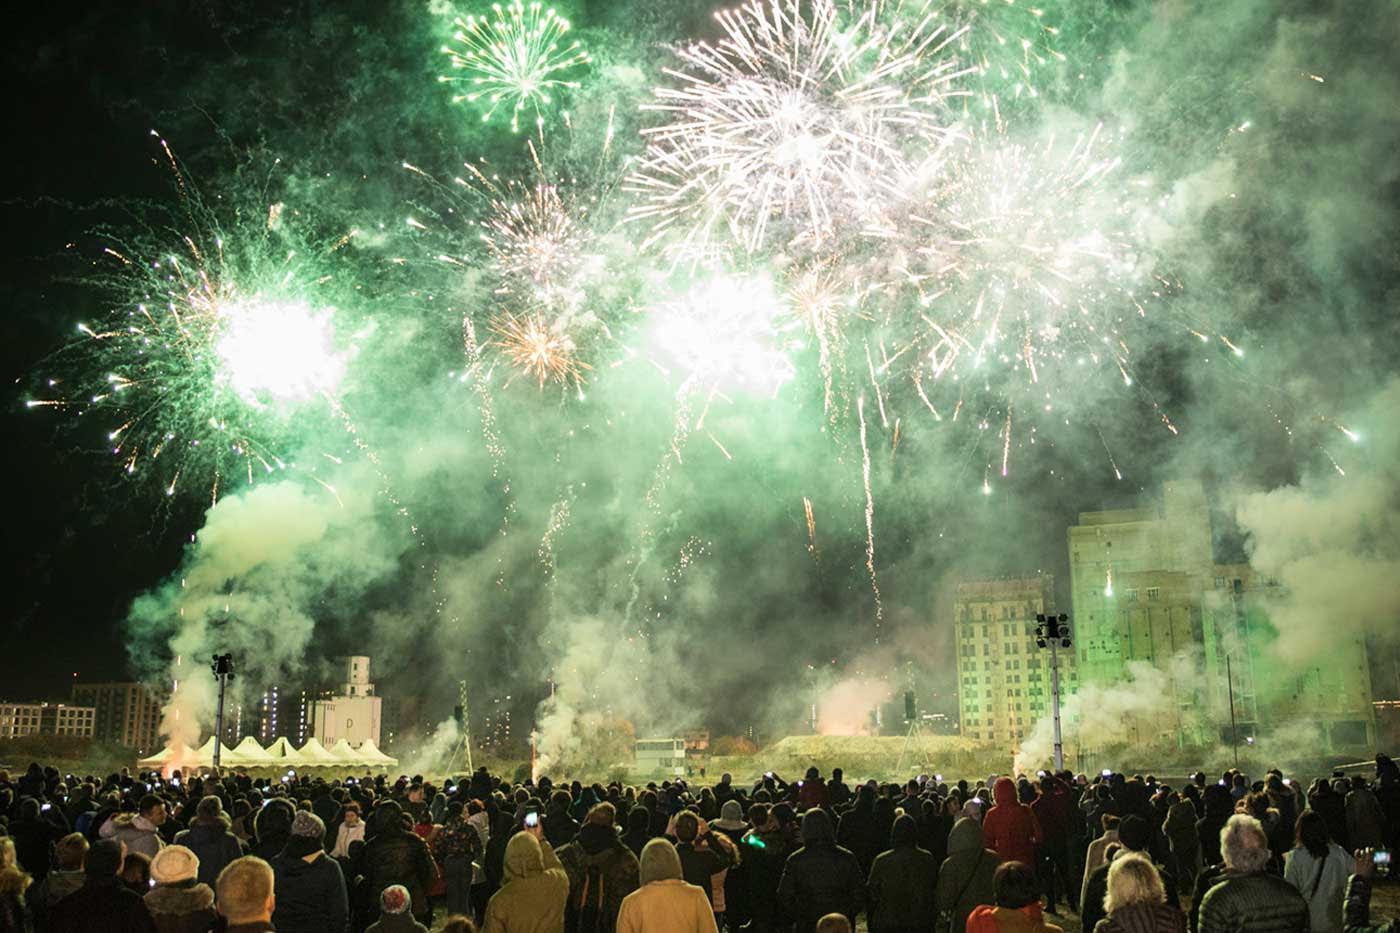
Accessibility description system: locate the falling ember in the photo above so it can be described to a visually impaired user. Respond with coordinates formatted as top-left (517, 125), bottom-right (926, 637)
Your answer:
top-left (1104, 565), bottom-right (1114, 597)
top-left (857, 397), bottom-right (883, 637)
top-left (1001, 408), bottom-right (1012, 476)
top-left (803, 496), bottom-right (819, 560)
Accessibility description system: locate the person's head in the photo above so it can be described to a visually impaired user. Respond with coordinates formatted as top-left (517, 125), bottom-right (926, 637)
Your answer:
top-left (550, 789), bottom-right (572, 812)
top-left (1117, 815), bottom-right (1150, 853)
top-left (196, 795), bottom-right (224, 821)
top-left (639, 838), bottom-right (682, 884)
top-left (151, 845), bottom-right (200, 887)
top-left (1294, 810), bottom-right (1329, 860)
top-left (891, 813), bottom-right (918, 848)
top-left (1221, 813), bottom-right (1271, 873)
top-left (815, 913), bottom-right (853, 933)
top-left (674, 810), bottom-right (701, 844)
top-left (379, 884), bottom-right (413, 917)
top-left (585, 801), bottom-right (616, 827)
top-left (343, 801), bottom-right (361, 825)
top-left (441, 916), bottom-right (478, 933)
top-left (138, 793), bottom-right (167, 826)
top-left (992, 861), bottom-right (1040, 909)
top-left (1102, 813), bottom-right (1121, 834)
top-left (1105, 852), bottom-right (1167, 913)
top-left (121, 851), bottom-right (151, 887)
top-left (0, 838), bottom-right (18, 872)
top-left (217, 856), bottom-right (276, 925)
top-left (626, 806), bottom-right (650, 835)
top-left (54, 833), bottom-right (89, 871)
top-left (86, 839), bottom-right (125, 878)
top-left (290, 810), bottom-right (326, 846)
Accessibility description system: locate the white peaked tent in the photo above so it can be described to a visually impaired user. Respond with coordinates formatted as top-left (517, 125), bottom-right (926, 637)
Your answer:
top-left (296, 737), bottom-right (338, 764)
top-left (356, 739), bottom-right (399, 767)
top-left (233, 736), bottom-right (275, 762)
top-left (328, 739), bottom-right (361, 762)
top-left (264, 737), bottom-right (304, 764)
top-left (137, 743), bottom-right (193, 771)
top-left (193, 737), bottom-right (240, 767)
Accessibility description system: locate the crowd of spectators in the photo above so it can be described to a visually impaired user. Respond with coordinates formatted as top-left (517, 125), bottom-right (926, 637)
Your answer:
top-left (0, 753), bottom-right (1398, 933)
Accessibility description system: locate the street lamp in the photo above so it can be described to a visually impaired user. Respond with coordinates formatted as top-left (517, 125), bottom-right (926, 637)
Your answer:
top-left (210, 654), bottom-right (234, 770)
top-left (1035, 613), bottom-right (1072, 772)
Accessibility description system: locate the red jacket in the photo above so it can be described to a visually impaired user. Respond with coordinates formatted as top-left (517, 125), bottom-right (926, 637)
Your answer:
top-left (1030, 778), bottom-right (1072, 843)
top-left (798, 780), bottom-right (829, 812)
top-left (982, 778), bottom-right (1042, 867)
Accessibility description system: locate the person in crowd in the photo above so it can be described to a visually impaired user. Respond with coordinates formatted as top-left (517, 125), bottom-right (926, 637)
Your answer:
top-left (615, 838), bottom-right (717, 933)
top-left (252, 800), bottom-right (296, 862)
top-left (798, 769), bottom-right (829, 812)
top-left (1164, 791), bottom-right (1201, 898)
top-left (1347, 777), bottom-right (1388, 852)
top-left (837, 784), bottom-right (882, 879)
top-left (441, 916), bottom-right (479, 933)
top-left (778, 808), bottom-right (864, 933)
top-left (545, 791), bottom-right (581, 850)
top-left (0, 837), bottom-right (32, 933)
top-left (107, 795), bottom-right (168, 862)
top-left (215, 856), bottom-right (277, 933)
top-left (557, 801), bottom-right (640, 933)
top-left (815, 914), bottom-right (852, 933)
top-left (1345, 847), bottom-right (1399, 933)
top-left (49, 838), bottom-right (157, 933)
top-left (270, 811), bottom-right (348, 933)
top-left (936, 816), bottom-right (1001, 933)
top-left (965, 861), bottom-right (1063, 933)
top-left (1093, 853), bottom-right (1185, 933)
top-left (174, 796), bottom-right (245, 889)
top-left (122, 851), bottom-right (153, 894)
top-left (1282, 810), bottom-right (1349, 933)
top-left (1081, 816), bottom-right (1178, 933)
top-left (481, 820), bottom-right (569, 933)
top-left (622, 809), bottom-right (652, 859)
top-left (358, 800), bottom-right (437, 927)
top-left (738, 804), bottom-right (791, 933)
top-left (1375, 755), bottom-right (1400, 854)
top-left (1082, 815), bottom-right (1121, 910)
top-left (673, 811), bottom-right (734, 909)
top-left (435, 800), bottom-right (485, 920)
top-left (145, 845), bottom-right (217, 933)
top-left (11, 797), bottom-right (68, 883)
top-left (331, 802), bottom-right (365, 861)
top-left (1307, 779), bottom-right (1348, 851)
top-left (28, 833), bottom-right (88, 932)
top-left (983, 778), bottom-right (1043, 872)
top-left (1197, 814), bottom-right (1307, 933)
top-left (1032, 774), bottom-right (1075, 915)
top-left (710, 798), bottom-right (750, 928)
top-left (866, 813), bottom-right (936, 933)
top-left (366, 885), bottom-right (428, 933)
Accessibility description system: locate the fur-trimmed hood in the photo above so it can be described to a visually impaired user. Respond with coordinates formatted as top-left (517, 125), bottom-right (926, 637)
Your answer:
top-left (145, 880), bottom-right (216, 915)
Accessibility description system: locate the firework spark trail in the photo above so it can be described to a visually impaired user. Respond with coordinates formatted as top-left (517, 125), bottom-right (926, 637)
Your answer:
top-left (803, 496), bottom-right (819, 559)
top-left (463, 319), bottom-right (514, 530)
top-left (626, 0), bottom-right (970, 259)
top-left (858, 396), bottom-right (883, 640)
top-left (440, 0), bottom-right (591, 135)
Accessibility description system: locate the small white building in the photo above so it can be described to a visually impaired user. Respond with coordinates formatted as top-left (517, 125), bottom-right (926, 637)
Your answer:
top-left (311, 657), bottom-right (382, 748)
top-left (634, 737), bottom-right (686, 776)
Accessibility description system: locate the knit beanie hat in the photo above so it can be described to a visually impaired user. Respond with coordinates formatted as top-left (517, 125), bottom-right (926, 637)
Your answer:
top-left (380, 884), bottom-right (412, 915)
top-left (151, 845), bottom-right (200, 885)
top-left (290, 811), bottom-right (326, 841)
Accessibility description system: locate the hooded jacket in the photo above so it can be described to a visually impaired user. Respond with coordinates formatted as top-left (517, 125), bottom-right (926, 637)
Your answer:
top-left (777, 809), bottom-right (864, 933)
top-left (28, 867), bottom-right (85, 933)
top-left (866, 814), bottom-right (937, 933)
top-left (0, 866), bottom-right (30, 933)
top-left (173, 815), bottom-right (244, 888)
top-left (108, 814), bottom-right (166, 861)
top-left (983, 778), bottom-right (1042, 868)
top-left (482, 832), bottom-right (570, 933)
top-left (358, 807), bottom-right (437, 923)
top-left (935, 818), bottom-right (1001, 933)
top-left (557, 822), bottom-right (640, 933)
top-left (271, 850), bottom-right (349, 933)
top-left (615, 840), bottom-right (716, 933)
top-left (48, 875), bottom-right (159, 933)
top-left (966, 902), bottom-right (1064, 933)
top-left (143, 880), bottom-right (217, 933)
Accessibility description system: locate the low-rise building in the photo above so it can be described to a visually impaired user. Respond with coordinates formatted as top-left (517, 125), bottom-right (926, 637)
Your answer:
top-left (0, 702), bottom-right (96, 739)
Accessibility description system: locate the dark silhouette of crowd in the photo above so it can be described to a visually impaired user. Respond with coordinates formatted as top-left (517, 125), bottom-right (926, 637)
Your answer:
top-left (1, 753), bottom-right (1399, 933)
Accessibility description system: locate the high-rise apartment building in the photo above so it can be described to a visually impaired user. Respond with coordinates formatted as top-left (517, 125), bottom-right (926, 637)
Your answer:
top-left (70, 683), bottom-right (163, 752)
top-left (954, 575), bottom-right (1076, 747)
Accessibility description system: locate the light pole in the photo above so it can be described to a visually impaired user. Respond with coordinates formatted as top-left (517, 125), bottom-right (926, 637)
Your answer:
top-left (210, 654), bottom-right (234, 771)
top-left (1036, 613), bottom-right (1072, 772)
top-left (1226, 653), bottom-right (1239, 769)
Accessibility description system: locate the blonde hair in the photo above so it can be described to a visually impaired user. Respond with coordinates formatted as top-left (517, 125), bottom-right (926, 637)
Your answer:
top-left (1104, 852), bottom-right (1167, 913)
top-left (0, 838), bottom-right (16, 871)
top-left (216, 856), bottom-right (275, 922)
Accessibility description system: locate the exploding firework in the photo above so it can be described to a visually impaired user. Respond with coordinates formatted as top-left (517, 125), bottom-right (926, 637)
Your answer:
top-left (626, 0), bottom-right (969, 260)
top-left (939, 0), bottom-right (1065, 109)
top-left (440, 0), bottom-right (591, 134)
top-left (28, 141), bottom-right (358, 501)
top-left (491, 310), bottom-right (589, 388)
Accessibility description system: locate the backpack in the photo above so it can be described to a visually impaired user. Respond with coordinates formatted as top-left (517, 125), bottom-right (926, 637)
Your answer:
top-left (574, 862), bottom-right (606, 933)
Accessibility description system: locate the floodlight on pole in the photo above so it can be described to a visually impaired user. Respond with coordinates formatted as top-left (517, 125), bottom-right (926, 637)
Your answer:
top-left (210, 654), bottom-right (234, 771)
top-left (1035, 613), bottom-right (1071, 772)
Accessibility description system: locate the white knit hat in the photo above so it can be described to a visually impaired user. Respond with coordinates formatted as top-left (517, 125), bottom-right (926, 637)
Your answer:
top-left (150, 845), bottom-right (199, 885)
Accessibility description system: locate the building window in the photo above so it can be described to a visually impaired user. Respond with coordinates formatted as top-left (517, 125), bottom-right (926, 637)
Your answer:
top-left (1147, 586), bottom-right (1161, 600)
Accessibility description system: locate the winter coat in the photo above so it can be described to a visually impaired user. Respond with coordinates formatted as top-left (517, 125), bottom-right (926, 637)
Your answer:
top-left (545, 810), bottom-right (581, 850)
top-left (1308, 788), bottom-right (1349, 851)
top-left (798, 781), bottom-right (829, 812)
top-left (48, 876), bottom-right (159, 933)
top-left (615, 880), bottom-right (717, 933)
top-left (740, 826), bottom-right (796, 925)
top-left (108, 814), bottom-right (166, 861)
top-left (1343, 874), bottom-right (1399, 933)
top-left (1083, 853), bottom-right (1179, 933)
top-left (966, 903), bottom-right (1063, 933)
top-left (433, 816), bottom-right (484, 865)
top-left (1083, 830), bottom-right (1120, 909)
top-left (866, 817), bottom-right (937, 933)
top-left (481, 833), bottom-right (570, 933)
top-left (364, 915), bottom-right (429, 933)
top-left (331, 820), bottom-right (365, 860)
top-left (935, 818), bottom-right (1001, 933)
top-left (358, 825), bottom-right (437, 922)
top-left (1032, 778), bottom-right (1073, 843)
top-left (983, 778), bottom-right (1043, 869)
top-left (1346, 788), bottom-right (1387, 851)
top-left (557, 822), bottom-right (641, 933)
top-left (837, 802), bottom-right (884, 877)
top-left (777, 809), bottom-right (864, 933)
top-left (271, 851), bottom-right (350, 933)
top-left (28, 867), bottom-right (84, 932)
top-left (143, 880), bottom-right (217, 933)
top-left (11, 814), bottom-right (65, 881)
top-left (0, 866), bottom-right (29, 933)
top-left (1093, 902), bottom-right (1187, 933)
top-left (676, 835), bottom-right (733, 907)
top-left (1283, 844), bottom-right (1350, 933)
top-left (173, 815), bottom-right (244, 888)
top-left (1197, 870), bottom-right (1308, 933)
